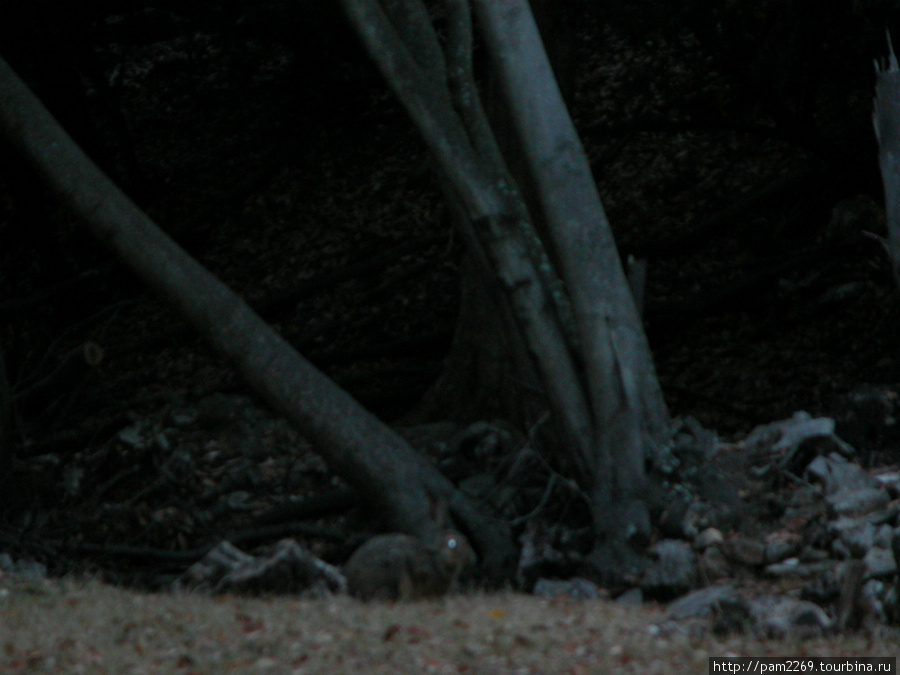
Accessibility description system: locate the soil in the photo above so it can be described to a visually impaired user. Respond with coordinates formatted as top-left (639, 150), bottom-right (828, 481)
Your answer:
top-left (1, 2), bottom-right (899, 667)
top-left (2, 579), bottom-right (894, 674)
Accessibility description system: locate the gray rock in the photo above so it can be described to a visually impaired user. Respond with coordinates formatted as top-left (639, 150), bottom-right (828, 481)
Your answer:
top-left (748, 595), bottom-right (833, 639)
top-left (832, 520), bottom-right (879, 557)
top-left (863, 546), bottom-right (898, 579)
top-left (699, 546), bottom-right (732, 581)
top-left (694, 527), bottom-right (724, 550)
top-left (764, 534), bottom-right (801, 563)
top-left (807, 453), bottom-right (881, 493)
top-left (746, 413), bottom-right (854, 475)
top-left (828, 487), bottom-right (891, 518)
top-left (764, 558), bottom-right (835, 579)
top-left (875, 524), bottom-right (895, 549)
top-left (173, 539), bottom-right (346, 597)
top-left (0, 554), bottom-right (48, 581)
top-left (874, 470), bottom-right (900, 497)
top-left (744, 412), bottom-right (820, 453)
top-left (721, 536), bottom-right (766, 567)
top-left (642, 539), bottom-right (698, 596)
top-left (666, 584), bottom-right (743, 620)
top-left (615, 587), bottom-right (643, 604)
top-left (807, 454), bottom-right (890, 517)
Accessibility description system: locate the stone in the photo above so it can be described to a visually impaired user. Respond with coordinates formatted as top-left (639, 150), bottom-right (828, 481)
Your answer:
top-left (748, 595), bottom-right (833, 639)
top-left (694, 527), bottom-right (724, 550)
top-left (699, 546), bottom-right (731, 581)
top-left (863, 546), bottom-right (898, 579)
top-left (641, 540), bottom-right (698, 597)
top-left (721, 536), bottom-right (766, 567)
top-left (666, 584), bottom-right (743, 620)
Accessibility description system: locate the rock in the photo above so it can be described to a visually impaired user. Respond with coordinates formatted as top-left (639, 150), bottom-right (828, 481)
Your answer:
top-left (0, 554), bottom-right (47, 581)
top-left (863, 546), bottom-right (898, 579)
top-left (874, 470), bottom-right (900, 498)
top-left (641, 539), bottom-right (698, 597)
top-left (615, 587), bottom-right (643, 604)
top-left (745, 413), bottom-right (853, 475)
top-left (666, 584), bottom-right (743, 620)
top-left (680, 500), bottom-right (718, 539)
top-left (806, 453), bottom-right (875, 492)
top-left (721, 536), bottom-right (766, 567)
top-left (831, 519), bottom-right (880, 557)
top-left (694, 527), bottom-right (724, 550)
top-left (173, 539), bottom-right (346, 597)
top-left (764, 558), bottom-right (835, 579)
top-left (748, 595), bottom-right (833, 639)
top-left (764, 532), bottom-right (801, 563)
top-left (806, 453), bottom-right (890, 517)
top-left (699, 546), bottom-right (732, 581)
top-left (711, 599), bottom-right (755, 636)
top-left (829, 488), bottom-right (891, 518)
top-left (532, 577), bottom-right (600, 600)
top-left (663, 585), bottom-right (754, 637)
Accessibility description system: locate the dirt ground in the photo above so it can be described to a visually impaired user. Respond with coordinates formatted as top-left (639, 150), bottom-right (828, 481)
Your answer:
top-left (2, 578), bottom-right (894, 674)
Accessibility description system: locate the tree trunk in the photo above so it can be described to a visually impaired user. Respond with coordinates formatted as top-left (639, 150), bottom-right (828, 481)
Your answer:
top-left (0, 54), bottom-right (516, 584)
top-left (408, 253), bottom-right (545, 428)
top-left (409, 0), bottom-right (580, 431)
top-left (474, 0), bottom-right (670, 580)
top-left (339, 0), bottom-right (671, 584)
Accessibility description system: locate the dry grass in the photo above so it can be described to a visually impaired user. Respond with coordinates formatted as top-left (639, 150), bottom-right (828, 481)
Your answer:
top-left (0, 579), bottom-right (893, 674)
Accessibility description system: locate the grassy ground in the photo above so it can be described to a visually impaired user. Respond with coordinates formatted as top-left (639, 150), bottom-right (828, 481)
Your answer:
top-left (1, 578), bottom-right (893, 674)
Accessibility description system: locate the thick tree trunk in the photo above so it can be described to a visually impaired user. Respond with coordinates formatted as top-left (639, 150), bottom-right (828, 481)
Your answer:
top-left (0, 55), bottom-right (516, 583)
top-left (472, 0), bottom-right (670, 581)
top-left (411, 0), bottom-right (580, 430)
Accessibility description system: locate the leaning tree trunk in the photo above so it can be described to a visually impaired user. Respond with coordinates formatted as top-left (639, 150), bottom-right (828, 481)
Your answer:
top-left (0, 55), bottom-right (516, 583)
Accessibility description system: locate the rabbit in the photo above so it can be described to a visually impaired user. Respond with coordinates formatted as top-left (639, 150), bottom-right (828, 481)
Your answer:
top-left (343, 528), bottom-right (475, 601)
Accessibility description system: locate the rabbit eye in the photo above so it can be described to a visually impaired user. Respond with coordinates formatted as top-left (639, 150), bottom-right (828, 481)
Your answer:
top-left (447, 537), bottom-right (458, 550)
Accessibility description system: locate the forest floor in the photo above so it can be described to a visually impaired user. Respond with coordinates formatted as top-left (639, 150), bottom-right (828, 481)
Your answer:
top-left (1, 3), bottom-right (899, 670)
top-left (3, 578), bottom-right (894, 674)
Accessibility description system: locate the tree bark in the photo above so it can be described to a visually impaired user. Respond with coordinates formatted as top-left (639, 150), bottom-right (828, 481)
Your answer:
top-left (341, 0), bottom-right (671, 583)
top-left (0, 54), bottom-right (516, 583)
